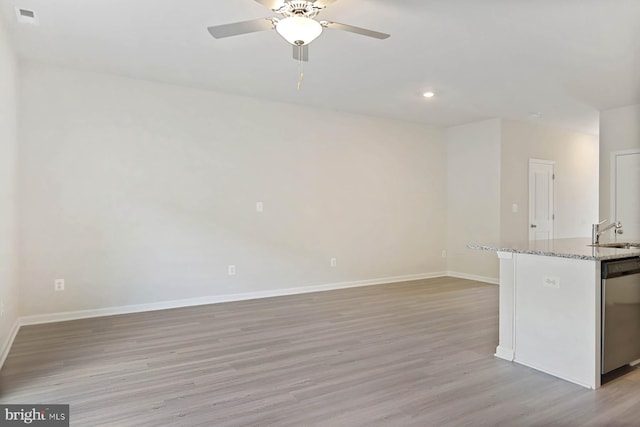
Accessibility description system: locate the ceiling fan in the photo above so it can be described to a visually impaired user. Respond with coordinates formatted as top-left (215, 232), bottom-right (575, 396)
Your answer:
top-left (207, 0), bottom-right (390, 62)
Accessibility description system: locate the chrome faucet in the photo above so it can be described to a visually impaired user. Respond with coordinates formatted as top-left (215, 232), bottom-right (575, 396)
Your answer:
top-left (592, 220), bottom-right (623, 244)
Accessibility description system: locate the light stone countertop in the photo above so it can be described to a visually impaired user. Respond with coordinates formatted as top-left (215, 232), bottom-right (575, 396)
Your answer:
top-left (468, 237), bottom-right (640, 261)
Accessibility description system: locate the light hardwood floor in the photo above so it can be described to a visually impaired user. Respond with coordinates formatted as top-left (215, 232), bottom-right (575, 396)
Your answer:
top-left (1, 277), bottom-right (639, 426)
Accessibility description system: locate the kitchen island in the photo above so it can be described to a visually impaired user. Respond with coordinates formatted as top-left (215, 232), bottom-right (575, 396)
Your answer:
top-left (469, 238), bottom-right (640, 389)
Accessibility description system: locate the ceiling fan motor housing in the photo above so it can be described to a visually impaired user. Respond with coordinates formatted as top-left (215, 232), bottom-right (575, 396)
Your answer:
top-left (277, 1), bottom-right (323, 19)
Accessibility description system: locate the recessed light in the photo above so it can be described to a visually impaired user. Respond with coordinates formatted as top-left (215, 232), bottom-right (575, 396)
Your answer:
top-left (15, 7), bottom-right (39, 25)
top-left (529, 112), bottom-right (541, 119)
top-left (423, 91), bottom-right (435, 98)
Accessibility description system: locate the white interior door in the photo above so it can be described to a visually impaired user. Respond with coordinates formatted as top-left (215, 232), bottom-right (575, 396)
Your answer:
top-left (529, 160), bottom-right (554, 240)
top-left (612, 151), bottom-right (640, 240)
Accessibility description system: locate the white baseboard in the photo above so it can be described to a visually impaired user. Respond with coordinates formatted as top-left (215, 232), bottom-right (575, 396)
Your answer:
top-left (514, 357), bottom-right (596, 390)
top-left (0, 318), bottom-right (21, 371)
top-left (447, 271), bottom-right (499, 285)
top-left (20, 272), bottom-right (448, 327)
top-left (495, 345), bottom-right (515, 361)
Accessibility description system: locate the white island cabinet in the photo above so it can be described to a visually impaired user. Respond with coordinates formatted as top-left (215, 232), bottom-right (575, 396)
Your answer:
top-left (469, 238), bottom-right (640, 389)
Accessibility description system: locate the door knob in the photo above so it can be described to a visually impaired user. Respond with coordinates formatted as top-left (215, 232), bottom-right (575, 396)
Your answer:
top-left (531, 224), bottom-right (537, 228)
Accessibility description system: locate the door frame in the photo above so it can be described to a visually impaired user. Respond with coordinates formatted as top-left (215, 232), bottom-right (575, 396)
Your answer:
top-left (610, 149), bottom-right (640, 223)
top-left (529, 159), bottom-right (555, 240)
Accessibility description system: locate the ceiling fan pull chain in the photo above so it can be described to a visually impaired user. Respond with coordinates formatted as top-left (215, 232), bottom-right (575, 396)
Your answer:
top-left (297, 45), bottom-right (304, 90)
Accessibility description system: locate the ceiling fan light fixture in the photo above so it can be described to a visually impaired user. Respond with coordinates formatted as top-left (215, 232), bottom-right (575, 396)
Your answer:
top-left (276, 16), bottom-right (322, 46)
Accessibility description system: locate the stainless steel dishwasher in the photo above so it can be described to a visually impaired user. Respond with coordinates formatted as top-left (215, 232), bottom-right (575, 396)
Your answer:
top-left (602, 257), bottom-right (640, 374)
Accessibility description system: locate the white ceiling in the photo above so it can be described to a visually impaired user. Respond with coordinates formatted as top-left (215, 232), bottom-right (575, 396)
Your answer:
top-left (2, 0), bottom-right (640, 134)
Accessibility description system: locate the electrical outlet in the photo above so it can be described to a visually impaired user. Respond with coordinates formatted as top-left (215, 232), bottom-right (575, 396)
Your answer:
top-left (330, 257), bottom-right (337, 267)
top-left (228, 265), bottom-right (236, 276)
top-left (442, 250), bottom-right (447, 258)
top-left (512, 203), bottom-right (519, 213)
top-left (543, 276), bottom-right (560, 289)
top-left (54, 279), bottom-right (65, 291)
top-left (256, 202), bottom-right (264, 213)
top-left (0, 301), bottom-right (4, 317)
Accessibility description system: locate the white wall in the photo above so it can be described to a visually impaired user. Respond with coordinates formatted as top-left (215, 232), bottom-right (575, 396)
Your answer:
top-left (501, 120), bottom-right (599, 243)
top-left (599, 104), bottom-right (640, 222)
top-left (445, 118), bottom-right (598, 281)
top-left (18, 62), bottom-right (447, 316)
top-left (446, 119), bottom-right (501, 281)
top-left (0, 18), bottom-right (20, 355)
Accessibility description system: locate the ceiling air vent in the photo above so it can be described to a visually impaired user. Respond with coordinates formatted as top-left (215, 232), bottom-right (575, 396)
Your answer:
top-left (15, 8), bottom-right (39, 25)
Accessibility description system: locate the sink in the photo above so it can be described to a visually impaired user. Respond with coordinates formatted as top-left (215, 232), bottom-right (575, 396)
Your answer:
top-left (589, 242), bottom-right (640, 249)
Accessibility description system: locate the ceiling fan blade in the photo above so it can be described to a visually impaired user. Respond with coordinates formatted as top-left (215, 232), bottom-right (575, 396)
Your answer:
top-left (292, 45), bottom-right (309, 62)
top-left (207, 18), bottom-right (274, 39)
top-left (310, 0), bottom-right (338, 7)
top-left (322, 21), bottom-right (390, 40)
top-left (254, 0), bottom-right (287, 10)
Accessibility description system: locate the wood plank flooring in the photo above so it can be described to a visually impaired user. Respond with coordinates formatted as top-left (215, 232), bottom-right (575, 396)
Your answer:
top-left (1, 277), bottom-right (639, 426)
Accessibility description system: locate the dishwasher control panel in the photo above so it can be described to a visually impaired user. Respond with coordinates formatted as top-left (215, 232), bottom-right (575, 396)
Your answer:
top-left (602, 257), bottom-right (640, 279)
